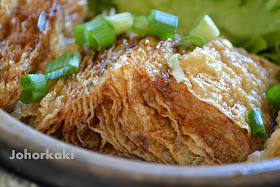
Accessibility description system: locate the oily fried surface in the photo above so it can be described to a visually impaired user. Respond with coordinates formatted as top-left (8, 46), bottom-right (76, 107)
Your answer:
top-left (12, 34), bottom-right (147, 158)
top-left (248, 111), bottom-right (280, 162)
top-left (0, 0), bottom-right (86, 110)
top-left (12, 35), bottom-right (279, 164)
top-left (0, 0), bottom-right (25, 40)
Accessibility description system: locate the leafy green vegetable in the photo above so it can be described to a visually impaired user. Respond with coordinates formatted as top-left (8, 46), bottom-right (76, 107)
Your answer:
top-left (86, 0), bottom-right (116, 20)
top-left (109, 0), bottom-right (280, 64)
top-left (243, 36), bottom-right (268, 54)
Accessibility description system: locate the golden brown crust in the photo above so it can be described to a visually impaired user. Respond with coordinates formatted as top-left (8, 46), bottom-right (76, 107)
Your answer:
top-left (0, 0), bottom-right (86, 110)
top-left (0, 0), bottom-right (27, 40)
top-left (180, 39), bottom-right (278, 134)
top-left (12, 35), bottom-right (278, 164)
top-left (4, 2), bottom-right (279, 164)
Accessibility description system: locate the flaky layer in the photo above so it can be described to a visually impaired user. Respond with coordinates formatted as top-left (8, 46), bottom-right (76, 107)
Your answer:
top-left (248, 111), bottom-right (280, 162)
top-left (181, 40), bottom-right (279, 134)
top-left (12, 35), bottom-right (279, 165)
top-left (0, 0), bottom-right (86, 110)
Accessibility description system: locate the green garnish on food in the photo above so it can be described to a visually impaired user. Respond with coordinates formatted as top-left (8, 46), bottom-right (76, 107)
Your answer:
top-left (74, 16), bottom-right (107, 47)
top-left (20, 90), bottom-right (49, 104)
top-left (132, 16), bottom-right (150, 35)
top-left (180, 35), bottom-right (205, 49)
top-left (248, 108), bottom-right (267, 138)
top-left (89, 21), bottom-right (116, 51)
top-left (20, 52), bottom-right (82, 104)
top-left (107, 12), bottom-right (133, 35)
top-left (113, 0), bottom-right (280, 64)
top-left (20, 74), bottom-right (49, 104)
top-left (44, 52), bottom-right (81, 80)
top-left (148, 9), bottom-right (178, 39)
top-left (74, 16), bottom-right (116, 50)
top-left (20, 74), bottom-right (49, 92)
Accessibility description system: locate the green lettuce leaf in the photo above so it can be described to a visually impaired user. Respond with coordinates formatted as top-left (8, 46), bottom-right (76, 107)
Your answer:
top-left (88, 0), bottom-right (280, 64)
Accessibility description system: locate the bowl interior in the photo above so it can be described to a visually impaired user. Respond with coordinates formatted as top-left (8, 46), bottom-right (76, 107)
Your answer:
top-left (0, 109), bottom-right (280, 186)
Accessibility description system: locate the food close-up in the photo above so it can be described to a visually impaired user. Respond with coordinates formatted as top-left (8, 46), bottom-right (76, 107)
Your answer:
top-left (0, 0), bottom-right (280, 186)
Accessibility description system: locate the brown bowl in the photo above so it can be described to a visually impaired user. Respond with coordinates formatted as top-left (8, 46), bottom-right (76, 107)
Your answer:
top-left (0, 108), bottom-right (280, 186)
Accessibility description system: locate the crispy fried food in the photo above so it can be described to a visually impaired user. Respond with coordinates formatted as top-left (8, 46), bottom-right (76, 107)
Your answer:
top-left (248, 111), bottom-right (280, 161)
top-left (12, 34), bottom-right (149, 158)
top-left (0, 0), bottom-right (86, 110)
top-left (0, 0), bottom-right (25, 40)
top-left (3, 0), bottom-right (279, 165)
top-left (12, 34), bottom-right (279, 164)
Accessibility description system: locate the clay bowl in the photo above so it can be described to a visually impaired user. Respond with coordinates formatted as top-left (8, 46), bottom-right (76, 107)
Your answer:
top-left (0, 109), bottom-right (280, 186)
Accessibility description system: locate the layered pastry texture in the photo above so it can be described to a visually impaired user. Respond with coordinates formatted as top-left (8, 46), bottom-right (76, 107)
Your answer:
top-left (1, 0), bottom-right (280, 165)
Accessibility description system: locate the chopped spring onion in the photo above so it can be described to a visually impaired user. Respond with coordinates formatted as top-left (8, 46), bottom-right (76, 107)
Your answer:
top-left (180, 35), bottom-right (206, 49)
top-left (74, 17), bottom-right (107, 47)
top-left (148, 9), bottom-right (178, 39)
top-left (107, 12), bottom-right (133, 35)
top-left (37, 11), bottom-right (47, 32)
top-left (44, 52), bottom-right (81, 80)
top-left (74, 25), bottom-right (91, 47)
top-left (20, 74), bottom-right (49, 104)
top-left (266, 84), bottom-right (280, 109)
top-left (20, 74), bottom-right (49, 92)
top-left (166, 54), bottom-right (185, 83)
top-left (82, 16), bottom-right (108, 32)
top-left (74, 16), bottom-right (106, 47)
top-left (20, 90), bottom-right (48, 104)
top-left (190, 15), bottom-right (220, 43)
top-left (88, 22), bottom-right (116, 51)
top-left (132, 16), bottom-right (150, 35)
top-left (248, 108), bottom-right (267, 138)
top-left (276, 71), bottom-right (280, 82)
top-left (74, 16), bottom-right (116, 50)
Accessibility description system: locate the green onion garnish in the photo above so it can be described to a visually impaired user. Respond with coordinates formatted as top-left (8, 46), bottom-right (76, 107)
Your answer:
top-left (74, 25), bottom-right (91, 47)
top-left (180, 35), bottom-right (206, 49)
top-left (37, 11), bottom-right (47, 32)
top-left (107, 12), bottom-right (133, 35)
top-left (276, 71), bottom-right (280, 82)
top-left (74, 16), bottom-right (116, 50)
top-left (88, 22), bottom-right (116, 51)
top-left (20, 90), bottom-right (48, 104)
top-left (248, 108), bottom-right (267, 138)
top-left (74, 16), bottom-right (108, 47)
top-left (132, 16), bottom-right (150, 35)
top-left (44, 52), bottom-right (81, 80)
top-left (266, 84), bottom-right (280, 109)
top-left (20, 74), bottom-right (49, 92)
top-left (148, 9), bottom-right (178, 39)
top-left (166, 54), bottom-right (185, 83)
top-left (20, 74), bottom-right (49, 104)
top-left (190, 15), bottom-right (220, 43)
